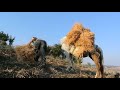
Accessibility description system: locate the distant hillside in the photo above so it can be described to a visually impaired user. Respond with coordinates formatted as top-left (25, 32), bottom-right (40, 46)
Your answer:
top-left (104, 65), bottom-right (120, 74)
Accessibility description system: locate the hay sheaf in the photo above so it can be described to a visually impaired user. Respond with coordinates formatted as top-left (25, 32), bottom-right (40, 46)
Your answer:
top-left (72, 46), bottom-right (85, 58)
top-left (66, 23), bottom-right (84, 37)
top-left (61, 23), bottom-right (95, 58)
top-left (65, 23), bottom-right (84, 45)
top-left (75, 29), bottom-right (95, 47)
top-left (65, 31), bottom-right (81, 45)
top-left (15, 44), bottom-right (35, 62)
top-left (74, 29), bottom-right (95, 58)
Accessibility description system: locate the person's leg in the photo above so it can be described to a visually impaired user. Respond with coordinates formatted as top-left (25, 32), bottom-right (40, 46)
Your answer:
top-left (39, 45), bottom-right (46, 67)
top-left (34, 40), bottom-right (41, 62)
top-left (34, 49), bottom-right (40, 62)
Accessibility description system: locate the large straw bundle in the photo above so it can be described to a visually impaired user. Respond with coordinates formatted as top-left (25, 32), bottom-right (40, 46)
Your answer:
top-left (66, 23), bottom-right (84, 37)
top-left (15, 44), bottom-right (35, 62)
top-left (61, 23), bottom-right (95, 59)
top-left (75, 29), bottom-right (95, 49)
top-left (75, 30), bottom-right (94, 46)
top-left (72, 46), bottom-right (85, 58)
top-left (64, 23), bottom-right (84, 45)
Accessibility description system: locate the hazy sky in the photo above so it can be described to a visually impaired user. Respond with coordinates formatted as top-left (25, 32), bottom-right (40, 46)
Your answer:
top-left (0, 12), bottom-right (120, 66)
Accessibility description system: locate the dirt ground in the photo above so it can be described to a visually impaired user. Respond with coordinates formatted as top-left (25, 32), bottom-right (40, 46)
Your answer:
top-left (0, 55), bottom-right (118, 78)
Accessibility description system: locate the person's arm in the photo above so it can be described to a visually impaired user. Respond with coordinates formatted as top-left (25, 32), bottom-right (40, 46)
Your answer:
top-left (28, 37), bottom-right (37, 46)
top-left (28, 39), bottom-right (34, 46)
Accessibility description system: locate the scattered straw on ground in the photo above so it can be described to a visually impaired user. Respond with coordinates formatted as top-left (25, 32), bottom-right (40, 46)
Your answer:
top-left (15, 44), bottom-right (35, 62)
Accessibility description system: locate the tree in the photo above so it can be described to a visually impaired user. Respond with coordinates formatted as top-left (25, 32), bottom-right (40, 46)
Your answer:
top-left (50, 44), bottom-right (63, 58)
top-left (0, 31), bottom-right (9, 41)
top-left (8, 35), bottom-right (15, 46)
top-left (0, 31), bottom-right (15, 46)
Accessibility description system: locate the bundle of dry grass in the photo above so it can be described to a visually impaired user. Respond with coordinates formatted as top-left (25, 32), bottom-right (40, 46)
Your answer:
top-left (72, 46), bottom-right (85, 58)
top-left (15, 44), bottom-right (35, 62)
top-left (75, 29), bottom-right (95, 49)
top-left (66, 23), bottom-right (84, 37)
top-left (64, 23), bottom-right (84, 45)
top-left (72, 29), bottom-right (95, 58)
top-left (65, 31), bottom-right (81, 45)
top-left (61, 23), bottom-right (95, 58)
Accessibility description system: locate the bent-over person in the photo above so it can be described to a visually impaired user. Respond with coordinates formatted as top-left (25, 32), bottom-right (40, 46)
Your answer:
top-left (30, 37), bottom-right (47, 67)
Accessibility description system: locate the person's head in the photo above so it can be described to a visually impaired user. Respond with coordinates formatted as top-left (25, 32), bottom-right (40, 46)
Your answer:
top-left (32, 37), bottom-right (37, 42)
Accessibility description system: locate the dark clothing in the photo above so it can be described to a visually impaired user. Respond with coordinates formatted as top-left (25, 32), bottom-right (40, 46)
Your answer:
top-left (33, 39), bottom-right (47, 53)
top-left (33, 39), bottom-right (47, 66)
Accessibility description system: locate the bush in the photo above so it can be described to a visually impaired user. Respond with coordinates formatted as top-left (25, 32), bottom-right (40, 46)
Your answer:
top-left (49, 44), bottom-right (63, 58)
top-left (0, 41), bottom-right (7, 45)
top-left (0, 31), bottom-right (9, 41)
top-left (0, 31), bottom-right (15, 46)
top-left (0, 45), bottom-right (16, 60)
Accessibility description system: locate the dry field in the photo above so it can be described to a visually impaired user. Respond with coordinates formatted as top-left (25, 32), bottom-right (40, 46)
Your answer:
top-left (0, 55), bottom-right (119, 78)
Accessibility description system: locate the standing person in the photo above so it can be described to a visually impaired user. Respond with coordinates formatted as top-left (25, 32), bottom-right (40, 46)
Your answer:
top-left (30, 37), bottom-right (47, 67)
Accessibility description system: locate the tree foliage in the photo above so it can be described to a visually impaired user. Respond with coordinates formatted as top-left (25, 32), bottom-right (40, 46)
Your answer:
top-left (0, 31), bottom-right (15, 46)
top-left (0, 31), bottom-right (9, 41)
top-left (48, 44), bottom-right (63, 58)
top-left (8, 35), bottom-right (15, 46)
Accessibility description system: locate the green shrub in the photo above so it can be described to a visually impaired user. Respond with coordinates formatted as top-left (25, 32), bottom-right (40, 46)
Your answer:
top-left (49, 44), bottom-right (63, 58)
top-left (0, 31), bottom-right (15, 46)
